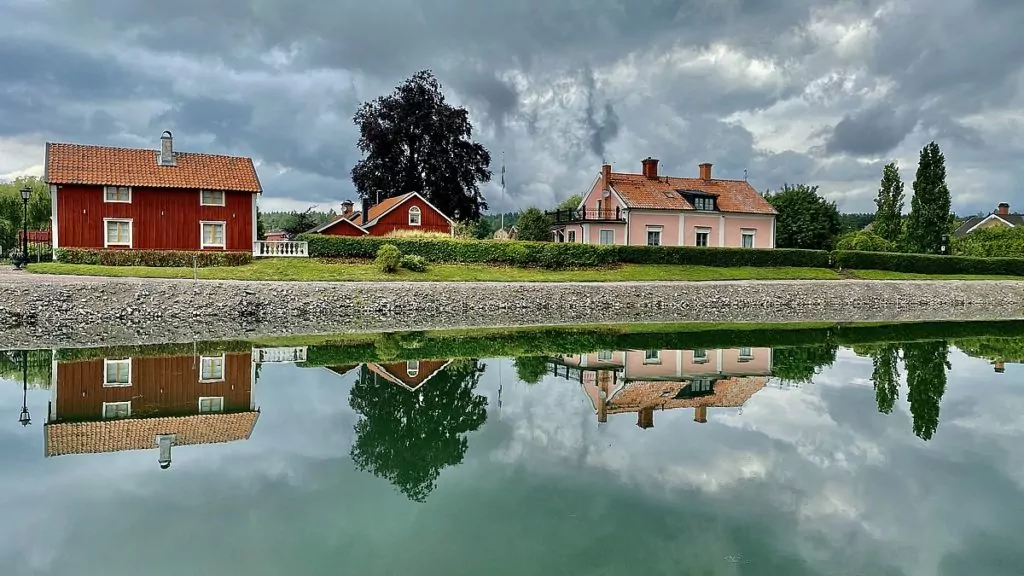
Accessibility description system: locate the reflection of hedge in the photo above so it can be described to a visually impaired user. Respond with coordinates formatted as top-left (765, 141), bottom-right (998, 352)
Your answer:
top-left (55, 340), bottom-right (255, 362)
top-left (952, 336), bottom-right (1024, 361)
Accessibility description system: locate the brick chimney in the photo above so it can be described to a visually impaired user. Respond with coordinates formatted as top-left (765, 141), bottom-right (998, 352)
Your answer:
top-left (641, 157), bottom-right (659, 179)
top-left (997, 202), bottom-right (1010, 215)
top-left (995, 360), bottom-right (1005, 373)
top-left (637, 407), bottom-right (654, 429)
top-left (158, 130), bottom-right (176, 166)
top-left (698, 163), bottom-right (712, 181)
top-left (694, 405), bottom-right (708, 423)
top-left (601, 163), bottom-right (612, 186)
top-left (361, 198), bottom-right (370, 225)
top-left (341, 200), bottom-right (354, 217)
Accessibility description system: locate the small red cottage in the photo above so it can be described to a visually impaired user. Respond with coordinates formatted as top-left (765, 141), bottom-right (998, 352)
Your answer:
top-left (44, 131), bottom-right (262, 254)
top-left (310, 192), bottom-right (454, 237)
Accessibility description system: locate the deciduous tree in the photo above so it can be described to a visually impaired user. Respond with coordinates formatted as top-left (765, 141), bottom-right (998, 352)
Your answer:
top-left (873, 162), bottom-right (905, 245)
top-left (351, 70), bottom-right (492, 221)
top-left (763, 184), bottom-right (842, 250)
top-left (905, 142), bottom-right (952, 253)
top-left (515, 208), bottom-right (553, 242)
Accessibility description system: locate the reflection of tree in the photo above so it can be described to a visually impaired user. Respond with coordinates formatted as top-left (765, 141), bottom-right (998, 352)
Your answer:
top-left (870, 344), bottom-right (901, 414)
top-left (902, 340), bottom-right (950, 441)
top-left (770, 344), bottom-right (838, 383)
top-left (513, 356), bottom-right (548, 384)
top-left (349, 359), bottom-right (488, 502)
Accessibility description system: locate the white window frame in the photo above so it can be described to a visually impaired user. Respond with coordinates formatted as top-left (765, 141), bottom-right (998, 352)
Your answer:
top-left (643, 349), bottom-right (661, 364)
top-left (103, 186), bottom-right (132, 203)
top-left (199, 355), bottom-right (226, 383)
top-left (103, 218), bottom-right (133, 248)
top-left (102, 358), bottom-right (132, 387)
top-left (693, 349), bottom-right (708, 364)
top-left (198, 396), bottom-right (225, 413)
top-left (408, 206), bottom-right (422, 226)
top-left (407, 360), bottom-right (420, 377)
top-left (200, 221), bottom-right (227, 249)
top-left (739, 347), bottom-right (753, 361)
top-left (646, 226), bottom-right (662, 246)
top-left (200, 190), bottom-right (226, 207)
top-left (695, 227), bottom-right (711, 248)
top-left (741, 229), bottom-right (756, 249)
top-left (599, 229), bottom-right (614, 245)
top-left (102, 401), bottom-right (132, 419)
top-left (597, 350), bottom-right (613, 361)
top-left (567, 230), bottom-right (576, 243)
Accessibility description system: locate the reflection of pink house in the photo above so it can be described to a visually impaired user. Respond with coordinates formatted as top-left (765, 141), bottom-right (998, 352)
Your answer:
top-left (550, 347), bottom-right (772, 428)
top-left (550, 158), bottom-right (777, 247)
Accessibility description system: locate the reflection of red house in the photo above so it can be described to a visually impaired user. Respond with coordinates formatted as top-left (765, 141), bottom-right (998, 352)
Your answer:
top-left (325, 360), bottom-right (452, 391)
top-left (45, 352), bottom-right (259, 468)
top-left (44, 131), bottom-right (262, 253)
top-left (310, 192), bottom-right (454, 237)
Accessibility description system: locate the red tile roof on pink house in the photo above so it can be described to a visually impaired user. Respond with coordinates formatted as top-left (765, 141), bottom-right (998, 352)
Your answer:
top-left (605, 161), bottom-right (777, 215)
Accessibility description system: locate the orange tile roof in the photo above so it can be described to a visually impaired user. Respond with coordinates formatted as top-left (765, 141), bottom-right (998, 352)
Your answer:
top-left (609, 173), bottom-right (776, 215)
top-left (365, 192), bottom-right (415, 224)
top-left (44, 412), bottom-right (260, 457)
top-left (605, 376), bottom-right (768, 414)
top-left (45, 142), bottom-right (262, 193)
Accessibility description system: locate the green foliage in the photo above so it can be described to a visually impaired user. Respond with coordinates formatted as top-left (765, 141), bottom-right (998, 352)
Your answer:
top-left (764, 184), bottom-right (842, 250)
top-left (834, 250), bottom-right (1024, 276)
top-left (351, 70), bottom-right (491, 221)
top-left (905, 142), bottom-right (952, 254)
top-left (555, 194), bottom-right (583, 211)
top-left (953, 226), bottom-right (1024, 257)
top-left (0, 176), bottom-right (51, 253)
top-left (771, 344), bottom-right (838, 382)
top-left (515, 207), bottom-right (553, 241)
top-left (375, 244), bottom-right (402, 273)
top-left (902, 340), bottom-right (950, 441)
top-left (399, 254), bottom-right (428, 272)
top-left (874, 162), bottom-right (906, 244)
top-left (513, 356), bottom-right (550, 384)
top-left (54, 248), bottom-right (252, 267)
top-left (261, 209), bottom-right (334, 232)
top-left (870, 344), bottom-right (901, 414)
top-left (482, 212), bottom-right (518, 233)
top-left (839, 213), bottom-right (875, 234)
top-left (835, 231), bottom-right (896, 253)
top-left (256, 206), bottom-right (266, 241)
top-left (282, 207), bottom-right (326, 236)
top-left (301, 234), bottom-right (832, 270)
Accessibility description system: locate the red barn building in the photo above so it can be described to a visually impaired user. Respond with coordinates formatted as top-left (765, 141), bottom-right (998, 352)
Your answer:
top-left (310, 192), bottom-right (454, 236)
top-left (44, 131), bottom-right (262, 254)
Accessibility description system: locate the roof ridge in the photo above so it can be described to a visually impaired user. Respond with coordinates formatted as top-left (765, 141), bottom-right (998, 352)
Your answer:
top-left (611, 172), bottom-right (751, 183)
top-left (46, 141), bottom-right (252, 160)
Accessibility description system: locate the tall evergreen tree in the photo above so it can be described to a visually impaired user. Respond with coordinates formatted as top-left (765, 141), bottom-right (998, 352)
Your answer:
top-left (873, 162), bottom-right (905, 245)
top-left (905, 142), bottom-right (951, 253)
top-left (902, 340), bottom-right (949, 441)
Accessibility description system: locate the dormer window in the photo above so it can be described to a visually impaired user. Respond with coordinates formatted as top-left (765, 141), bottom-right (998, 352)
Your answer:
top-left (408, 206), bottom-right (422, 226)
top-left (677, 190), bottom-right (717, 211)
top-left (692, 196), bottom-right (715, 211)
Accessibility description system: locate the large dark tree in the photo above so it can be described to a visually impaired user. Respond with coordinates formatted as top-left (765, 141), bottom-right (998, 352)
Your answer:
top-left (763, 184), bottom-right (842, 250)
top-left (348, 359), bottom-right (488, 502)
top-left (513, 356), bottom-right (549, 384)
top-left (902, 340), bottom-right (950, 441)
top-left (873, 162), bottom-right (905, 246)
top-left (351, 70), bottom-right (492, 221)
top-left (905, 142), bottom-right (952, 254)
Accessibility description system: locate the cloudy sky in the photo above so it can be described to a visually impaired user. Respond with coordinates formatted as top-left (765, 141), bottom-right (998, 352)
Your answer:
top-left (2, 0), bottom-right (1022, 215)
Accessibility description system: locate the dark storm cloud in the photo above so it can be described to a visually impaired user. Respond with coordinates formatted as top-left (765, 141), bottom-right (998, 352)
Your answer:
top-left (824, 105), bottom-right (918, 157)
top-left (449, 69), bottom-right (520, 132)
top-left (580, 66), bottom-right (620, 161)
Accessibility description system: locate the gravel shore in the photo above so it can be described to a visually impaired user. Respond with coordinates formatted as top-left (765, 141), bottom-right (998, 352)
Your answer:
top-left (2, 270), bottom-right (1023, 348)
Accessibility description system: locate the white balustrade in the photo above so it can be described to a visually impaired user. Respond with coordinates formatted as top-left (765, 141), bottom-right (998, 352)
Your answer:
top-left (252, 347), bottom-right (308, 364)
top-left (253, 241), bottom-right (309, 258)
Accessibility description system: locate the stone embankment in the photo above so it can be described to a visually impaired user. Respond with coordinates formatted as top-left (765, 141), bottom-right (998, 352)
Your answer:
top-left (1, 271), bottom-right (1023, 348)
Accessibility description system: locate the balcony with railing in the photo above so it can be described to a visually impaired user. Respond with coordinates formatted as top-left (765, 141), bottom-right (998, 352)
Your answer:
top-left (547, 207), bottom-right (625, 224)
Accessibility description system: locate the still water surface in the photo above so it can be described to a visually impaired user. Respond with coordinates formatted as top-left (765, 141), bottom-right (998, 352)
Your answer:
top-left (1, 324), bottom-right (1023, 575)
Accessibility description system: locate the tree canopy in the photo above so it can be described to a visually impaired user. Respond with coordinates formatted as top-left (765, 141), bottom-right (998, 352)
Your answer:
top-left (0, 176), bottom-right (51, 252)
top-left (515, 208), bottom-right (553, 241)
top-left (905, 142), bottom-right (952, 254)
top-left (763, 184), bottom-right (842, 250)
top-left (351, 70), bottom-right (492, 221)
top-left (873, 162), bottom-right (905, 245)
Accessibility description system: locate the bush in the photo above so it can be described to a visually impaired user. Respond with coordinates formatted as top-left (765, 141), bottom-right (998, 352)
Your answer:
top-left (54, 248), bottom-right (252, 267)
top-left (836, 231), bottom-right (896, 253)
top-left (399, 254), bottom-right (428, 272)
top-left (300, 234), bottom-right (831, 269)
top-left (954, 226), bottom-right (1024, 258)
top-left (375, 244), bottom-right (402, 273)
top-left (835, 250), bottom-right (1024, 276)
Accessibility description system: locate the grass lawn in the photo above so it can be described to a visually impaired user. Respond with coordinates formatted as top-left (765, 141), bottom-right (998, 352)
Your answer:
top-left (25, 258), bottom-right (1020, 282)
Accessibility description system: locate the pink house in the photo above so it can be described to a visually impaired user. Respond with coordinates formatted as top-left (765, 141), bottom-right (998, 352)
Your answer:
top-left (551, 158), bottom-right (777, 248)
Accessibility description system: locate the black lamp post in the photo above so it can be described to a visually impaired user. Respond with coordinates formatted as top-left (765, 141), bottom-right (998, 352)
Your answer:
top-left (12, 186), bottom-right (30, 269)
top-left (18, 352), bottom-right (30, 427)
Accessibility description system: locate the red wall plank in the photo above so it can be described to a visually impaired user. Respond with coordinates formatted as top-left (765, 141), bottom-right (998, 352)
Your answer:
top-left (56, 185), bottom-right (255, 251)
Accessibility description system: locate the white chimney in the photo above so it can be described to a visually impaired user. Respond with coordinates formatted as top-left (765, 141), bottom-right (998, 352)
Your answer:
top-left (159, 131), bottom-right (176, 166)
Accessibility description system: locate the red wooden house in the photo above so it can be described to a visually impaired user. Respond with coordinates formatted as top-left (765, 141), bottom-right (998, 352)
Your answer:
top-left (44, 131), bottom-right (263, 254)
top-left (310, 192), bottom-right (454, 236)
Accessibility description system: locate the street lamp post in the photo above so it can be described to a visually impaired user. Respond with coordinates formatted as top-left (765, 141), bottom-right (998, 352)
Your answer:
top-left (18, 351), bottom-right (31, 427)
top-left (12, 186), bottom-right (31, 269)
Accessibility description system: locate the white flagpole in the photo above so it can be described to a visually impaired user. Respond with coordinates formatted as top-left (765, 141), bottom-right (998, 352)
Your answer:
top-left (501, 151), bottom-right (506, 231)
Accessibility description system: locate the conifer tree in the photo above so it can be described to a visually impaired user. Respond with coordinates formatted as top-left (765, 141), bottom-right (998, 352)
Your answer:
top-left (873, 162), bottom-right (904, 245)
top-left (905, 142), bottom-right (952, 253)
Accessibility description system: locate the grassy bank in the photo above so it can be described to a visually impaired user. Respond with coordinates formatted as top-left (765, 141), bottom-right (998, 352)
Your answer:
top-left (24, 259), bottom-right (1020, 282)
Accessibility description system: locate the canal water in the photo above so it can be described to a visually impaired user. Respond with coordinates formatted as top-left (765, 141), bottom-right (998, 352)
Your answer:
top-left (1, 323), bottom-right (1022, 575)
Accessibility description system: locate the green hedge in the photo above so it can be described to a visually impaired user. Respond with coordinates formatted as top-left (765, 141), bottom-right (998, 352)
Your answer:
top-left (954, 227), bottom-right (1024, 258)
top-left (299, 234), bottom-right (830, 269)
top-left (835, 250), bottom-right (1024, 276)
top-left (55, 248), bottom-right (252, 267)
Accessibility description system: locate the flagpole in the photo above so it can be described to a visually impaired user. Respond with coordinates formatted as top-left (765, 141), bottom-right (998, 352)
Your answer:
top-left (500, 151), bottom-right (506, 231)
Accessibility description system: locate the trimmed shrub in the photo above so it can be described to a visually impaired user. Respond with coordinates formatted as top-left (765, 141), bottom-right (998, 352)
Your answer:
top-left (54, 248), bottom-right (252, 267)
top-left (835, 231), bottom-right (896, 253)
top-left (954, 226), bottom-right (1024, 258)
top-left (835, 250), bottom-right (1024, 276)
top-left (375, 244), bottom-right (402, 273)
top-left (299, 234), bottom-right (830, 269)
top-left (399, 254), bottom-right (428, 272)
